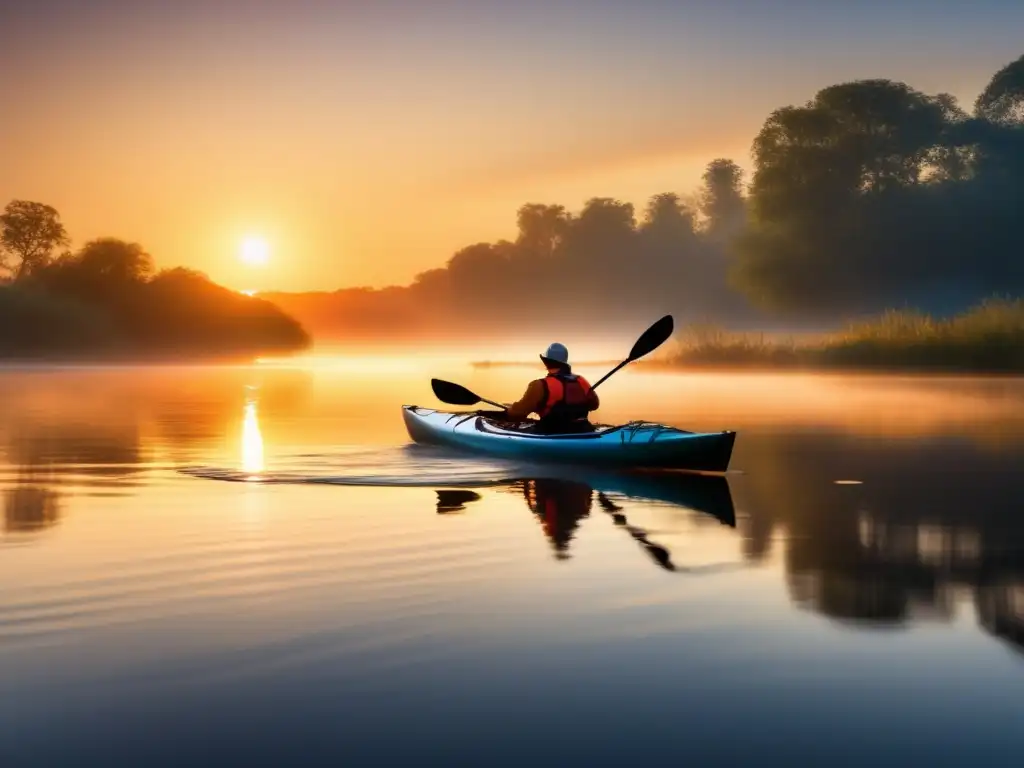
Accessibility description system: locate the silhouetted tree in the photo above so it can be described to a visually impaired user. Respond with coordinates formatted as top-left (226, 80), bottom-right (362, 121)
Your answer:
top-left (516, 203), bottom-right (571, 259)
top-left (562, 197), bottom-right (635, 288)
top-left (0, 200), bottom-right (69, 280)
top-left (641, 192), bottom-right (698, 242)
top-left (637, 193), bottom-right (707, 300)
top-left (925, 93), bottom-right (974, 183)
top-left (975, 53), bottom-right (1024, 126)
top-left (37, 238), bottom-right (153, 304)
top-left (732, 68), bottom-right (1024, 315)
top-left (699, 159), bottom-right (746, 243)
top-left (76, 238), bottom-right (154, 283)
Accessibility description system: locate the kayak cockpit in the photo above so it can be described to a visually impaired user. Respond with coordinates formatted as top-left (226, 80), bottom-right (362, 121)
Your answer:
top-left (405, 405), bottom-right (696, 439)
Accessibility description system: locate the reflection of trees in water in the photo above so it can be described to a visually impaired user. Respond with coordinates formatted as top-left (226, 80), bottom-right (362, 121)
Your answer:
top-left (733, 431), bottom-right (1024, 650)
top-left (977, 582), bottom-right (1024, 656)
top-left (0, 372), bottom-right (144, 486)
top-left (9, 428), bottom-right (141, 477)
top-left (0, 426), bottom-right (137, 538)
top-left (0, 368), bottom-right (313, 538)
top-left (0, 374), bottom-right (143, 538)
top-left (0, 367), bottom-right (313, 467)
top-left (4, 483), bottom-right (60, 534)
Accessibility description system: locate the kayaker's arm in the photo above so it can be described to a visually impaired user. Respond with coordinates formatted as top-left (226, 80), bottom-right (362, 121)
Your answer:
top-left (504, 380), bottom-right (546, 421)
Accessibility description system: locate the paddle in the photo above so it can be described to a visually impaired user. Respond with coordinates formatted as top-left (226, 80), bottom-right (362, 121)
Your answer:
top-left (589, 314), bottom-right (674, 391)
top-left (430, 378), bottom-right (505, 410)
top-left (430, 314), bottom-right (674, 410)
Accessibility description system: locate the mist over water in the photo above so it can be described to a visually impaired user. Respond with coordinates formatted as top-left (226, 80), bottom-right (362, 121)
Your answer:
top-left (1, 360), bottom-right (1023, 765)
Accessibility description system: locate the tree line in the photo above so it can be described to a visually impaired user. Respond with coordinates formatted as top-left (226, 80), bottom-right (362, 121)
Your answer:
top-left (265, 158), bottom-right (755, 340)
top-left (268, 52), bottom-right (1024, 338)
top-left (5, 52), bottom-right (1021, 352)
top-left (0, 202), bottom-right (309, 358)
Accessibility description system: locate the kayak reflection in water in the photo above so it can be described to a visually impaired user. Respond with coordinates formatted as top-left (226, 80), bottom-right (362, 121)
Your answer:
top-left (499, 343), bottom-right (600, 435)
top-left (435, 473), bottom-right (742, 573)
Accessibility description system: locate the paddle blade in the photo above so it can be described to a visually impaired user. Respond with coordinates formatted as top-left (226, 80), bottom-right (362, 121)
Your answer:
top-left (628, 314), bottom-right (674, 361)
top-left (431, 378), bottom-right (482, 406)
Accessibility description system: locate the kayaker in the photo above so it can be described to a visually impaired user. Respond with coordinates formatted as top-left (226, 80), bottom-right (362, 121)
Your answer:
top-left (502, 342), bottom-right (600, 433)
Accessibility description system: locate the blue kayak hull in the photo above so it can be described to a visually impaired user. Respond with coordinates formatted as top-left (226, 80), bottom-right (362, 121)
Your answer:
top-left (402, 406), bottom-right (736, 472)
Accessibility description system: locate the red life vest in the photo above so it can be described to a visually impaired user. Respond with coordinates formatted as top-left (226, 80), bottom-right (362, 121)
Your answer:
top-left (539, 373), bottom-right (593, 418)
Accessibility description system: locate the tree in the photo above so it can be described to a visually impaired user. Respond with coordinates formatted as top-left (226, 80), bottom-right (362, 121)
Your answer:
top-left (815, 80), bottom-right (949, 189)
top-left (555, 198), bottom-right (637, 300)
top-left (733, 79), bottom-right (962, 313)
top-left (924, 93), bottom-right (975, 183)
top-left (34, 238), bottom-right (153, 306)
top-left (74, 238), bottom-right (154, 284)
top-left (515, 204), bottom-right (570, 259)
top-left (638, 193), bottom-right (699, 271)
top-left (564, 198), bottom-right (635, 264)
top-left (699, 159), bottom-right (746, 243)
top-left (445, 242), bottom-right (513, 288)
top-left (976, 53), bottom-right (1024, 126)
top-left (0, 201), bottom-right (70, 280)
top-left (641, 192), bottom-right (697, 238)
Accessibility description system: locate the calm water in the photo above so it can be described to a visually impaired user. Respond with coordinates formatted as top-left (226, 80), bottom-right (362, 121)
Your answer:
top-left (2, 361), bottom-right (1024, 766)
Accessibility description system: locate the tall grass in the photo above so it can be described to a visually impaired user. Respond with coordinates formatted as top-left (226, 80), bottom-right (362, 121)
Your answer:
top-left (662, 298), bottom-right (1024, 372)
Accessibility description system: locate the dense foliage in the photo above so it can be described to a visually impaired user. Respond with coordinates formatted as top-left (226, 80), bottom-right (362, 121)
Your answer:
top-left (0, 216), bottom-right (309, 359)
top-left (734, 54), bottom-right (1024, 315)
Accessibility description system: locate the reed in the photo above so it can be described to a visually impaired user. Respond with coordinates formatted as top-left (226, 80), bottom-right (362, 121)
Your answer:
top-left (662, 298), bottom-right (1024, 372)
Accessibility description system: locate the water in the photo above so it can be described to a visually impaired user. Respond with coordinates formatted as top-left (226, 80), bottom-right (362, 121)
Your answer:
top-left (1, 362), bottom-right (1023, 765)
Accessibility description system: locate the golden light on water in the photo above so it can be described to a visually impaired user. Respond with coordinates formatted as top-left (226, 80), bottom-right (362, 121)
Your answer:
top-left (241, 398), bottom-right (264, 476)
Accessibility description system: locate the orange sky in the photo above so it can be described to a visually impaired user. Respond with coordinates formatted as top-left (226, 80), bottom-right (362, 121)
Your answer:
top-left (2, 1), bottom-right (1022, 291)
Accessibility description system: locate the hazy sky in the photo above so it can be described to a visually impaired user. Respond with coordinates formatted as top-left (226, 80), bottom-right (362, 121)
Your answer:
top-left (2, 0), bottom-right (1022, 291)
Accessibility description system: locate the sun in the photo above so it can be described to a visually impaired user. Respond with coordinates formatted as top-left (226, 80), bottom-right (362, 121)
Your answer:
top-left (239, 236), bottom-right (270, 267)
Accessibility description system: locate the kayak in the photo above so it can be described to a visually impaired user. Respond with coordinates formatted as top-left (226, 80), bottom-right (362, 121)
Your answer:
top-left (402, 405), bottom-right (736, 472)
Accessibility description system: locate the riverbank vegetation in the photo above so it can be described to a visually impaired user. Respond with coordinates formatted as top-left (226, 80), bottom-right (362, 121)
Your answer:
top-left (0, 202), bottom-right (309, 360)
top-left (661, 299), bottom-right (1024, 372)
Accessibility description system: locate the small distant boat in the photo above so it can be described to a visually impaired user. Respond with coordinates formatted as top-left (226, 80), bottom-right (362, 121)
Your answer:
top-left (402, 406), bottom-right (737, 473)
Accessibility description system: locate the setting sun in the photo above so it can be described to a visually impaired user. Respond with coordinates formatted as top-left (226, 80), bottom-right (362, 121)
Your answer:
top-left (239, 236), bottom-right (270, 267)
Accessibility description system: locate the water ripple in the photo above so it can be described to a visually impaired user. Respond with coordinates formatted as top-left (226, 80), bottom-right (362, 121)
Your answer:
top-left (180, 444), bottom-right (532, 487)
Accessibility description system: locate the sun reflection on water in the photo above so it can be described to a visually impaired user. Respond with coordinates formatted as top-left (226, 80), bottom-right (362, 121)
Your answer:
top-left (241, 398), bottom-right (264, 477)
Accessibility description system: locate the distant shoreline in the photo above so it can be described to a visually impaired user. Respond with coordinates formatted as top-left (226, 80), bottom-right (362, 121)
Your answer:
top-left (471, 360), bottom-right (620, 369)
top-left (471, 359), bottom-right (1024, 375)
top-left (471, 299), bottom-right (1024, 376)
top-left (0, 350), bottom-right (273, 366)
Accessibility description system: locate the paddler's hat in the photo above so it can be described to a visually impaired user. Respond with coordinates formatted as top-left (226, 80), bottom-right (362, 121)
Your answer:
top-left (540, 342), bottom-right (570, 369)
